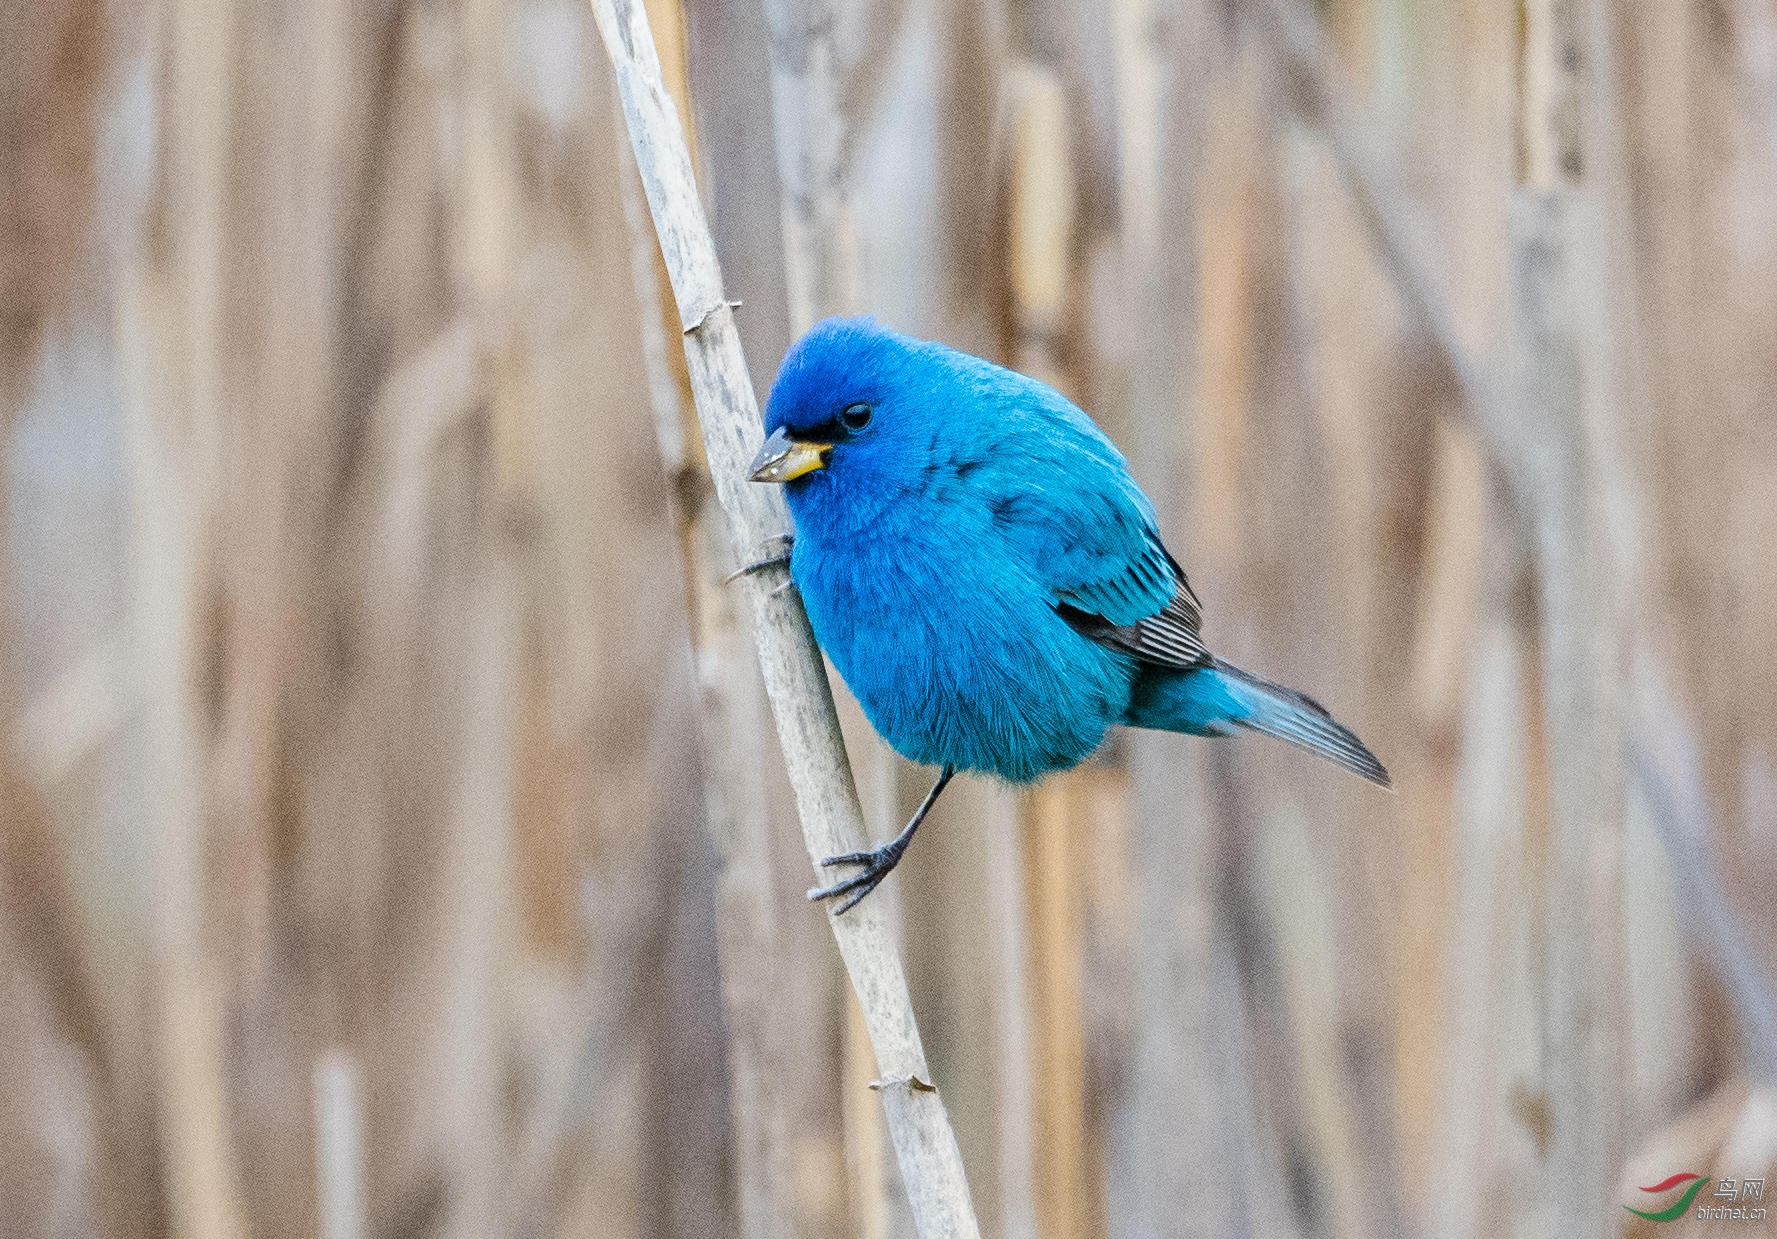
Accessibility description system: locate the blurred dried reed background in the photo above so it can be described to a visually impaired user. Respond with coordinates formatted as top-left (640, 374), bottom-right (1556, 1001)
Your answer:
top-left (6, 0), bottom-right (1777, 1234)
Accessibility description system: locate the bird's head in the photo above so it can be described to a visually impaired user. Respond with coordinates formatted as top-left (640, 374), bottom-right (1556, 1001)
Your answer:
top-left (749, 316), bottom-right (961, 530)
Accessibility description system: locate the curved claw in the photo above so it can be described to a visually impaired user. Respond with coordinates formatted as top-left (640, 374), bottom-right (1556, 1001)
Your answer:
top-left (829, 885), bottom-right (881, 917)
top-left (820, 849), bottom-right (877, 868)
top-left (723, 534), bottom-right (795, 585)
top-left (809, 866), bottom-right (888, 916)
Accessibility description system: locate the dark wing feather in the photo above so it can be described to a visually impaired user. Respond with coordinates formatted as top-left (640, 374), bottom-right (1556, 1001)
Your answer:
top-left (1055, 540), bottom-right (1210, 671)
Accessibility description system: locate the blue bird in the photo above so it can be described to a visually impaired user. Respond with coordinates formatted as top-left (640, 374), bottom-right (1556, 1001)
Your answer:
top-left (747, 317), bottom-right (1389, 913)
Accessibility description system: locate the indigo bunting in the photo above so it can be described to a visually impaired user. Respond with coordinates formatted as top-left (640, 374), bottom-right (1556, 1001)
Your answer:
top-left (748, 317), bottom-right (1388, 913)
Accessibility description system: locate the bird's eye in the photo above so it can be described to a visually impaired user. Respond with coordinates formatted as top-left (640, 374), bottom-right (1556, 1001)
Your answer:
top-left (839, 402), bottom-right (873, 432)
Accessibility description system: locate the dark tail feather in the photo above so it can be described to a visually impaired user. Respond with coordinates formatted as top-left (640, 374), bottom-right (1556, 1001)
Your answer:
top-left (1212, 660), bottom-right (1392, 788)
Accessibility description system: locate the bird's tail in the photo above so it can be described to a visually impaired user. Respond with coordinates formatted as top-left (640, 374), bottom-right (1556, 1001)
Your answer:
top-left (1124, 659), bottom-right (1391, 788)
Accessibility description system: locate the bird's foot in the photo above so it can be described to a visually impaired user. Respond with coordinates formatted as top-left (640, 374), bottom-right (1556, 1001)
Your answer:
top-left (808, 838), bottom-right (907, 916)
top-left (807, 766), bottom-right (954, 916)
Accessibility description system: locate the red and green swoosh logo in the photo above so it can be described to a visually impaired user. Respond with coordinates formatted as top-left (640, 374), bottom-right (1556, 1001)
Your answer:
top-left (1625, 1173), bottom-right (1711, 1222)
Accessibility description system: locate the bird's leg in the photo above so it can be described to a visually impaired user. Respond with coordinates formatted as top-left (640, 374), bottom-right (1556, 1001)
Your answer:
top-left (809, 765), bottom-right (955, 915)
top-left (723, 534), bottom-right (795, 584)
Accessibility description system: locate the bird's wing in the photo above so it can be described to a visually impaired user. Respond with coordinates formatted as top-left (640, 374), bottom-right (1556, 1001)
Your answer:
top-left (969, 367), bottom-right (1210, 670)
top-left (1054, 537), bottom-right (1210, 671)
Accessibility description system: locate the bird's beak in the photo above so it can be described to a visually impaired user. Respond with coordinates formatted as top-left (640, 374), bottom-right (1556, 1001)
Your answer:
top-left (748, 426), bottom-right (831, 483)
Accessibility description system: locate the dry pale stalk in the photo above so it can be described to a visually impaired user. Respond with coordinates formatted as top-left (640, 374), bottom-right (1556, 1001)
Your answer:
top-left (588, 1), bottom-right (981, 1235)
top-left (612, 78), bottom-right (814, 1239)
top-left (761, 0), bottom-right (861, 331)
top-left (757, 1), bottom-right (909, 1232)
top-left (1115, 4), bottom-right (1241, 1235)
top-left (1262, 0), bottom-right (1631, 1229)
top-left (1267, 0), bottom-right (1632, 1227)
top-left (1510, 5), bottom-right (1635, 1227)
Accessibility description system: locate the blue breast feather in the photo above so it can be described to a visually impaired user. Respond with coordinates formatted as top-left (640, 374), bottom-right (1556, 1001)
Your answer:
top-left (792, 522), bottom-right (1137, 781)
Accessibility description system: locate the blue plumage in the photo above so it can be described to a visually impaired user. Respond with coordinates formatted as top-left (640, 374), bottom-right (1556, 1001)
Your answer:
top-left (749, 317), bottom-right (1387, 911)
